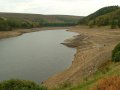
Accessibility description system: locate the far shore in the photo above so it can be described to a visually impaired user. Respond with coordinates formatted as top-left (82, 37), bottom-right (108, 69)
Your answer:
top-left (0, 27), bottom-right (72, 39)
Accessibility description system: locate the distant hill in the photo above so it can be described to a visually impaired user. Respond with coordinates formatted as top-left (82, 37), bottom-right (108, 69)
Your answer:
top-left (79, 6), bottom-right (120, 28)
top-left (0, 12), bottom-right (82, 31)
top-left (0, 12), bottom-right (82, 24)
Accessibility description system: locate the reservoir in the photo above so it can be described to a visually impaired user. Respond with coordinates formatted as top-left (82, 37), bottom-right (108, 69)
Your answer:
top-left (0, 29), bottom-right (76, 83)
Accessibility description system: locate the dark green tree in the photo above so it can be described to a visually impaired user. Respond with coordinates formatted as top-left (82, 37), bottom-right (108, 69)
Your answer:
top-left (118, 19), bottom-right (120, 28)
top-left (0, 18), bottom-right (11, 31)
top-left (112, 43), bottom-right (120, 62)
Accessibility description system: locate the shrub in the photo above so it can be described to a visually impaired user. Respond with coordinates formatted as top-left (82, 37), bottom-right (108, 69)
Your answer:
top-left (88, 20), bottom-right (94, 28)
top-left (0, 19), bottom-right (11, 31)
top-left (0, 79), bottom-right (47, 90)
top-left (91, 76), bottom-right (120, 90)
top-left (118, 19), bottom-right (120, 28)
top-left (110, 20), bottom-right (118, 29)
top-left (112, 51), bottom-right (120, 62)
top-left (59, 81), bottom-right (71, 89)
top-left (112, 43), bottom-right (120, 62)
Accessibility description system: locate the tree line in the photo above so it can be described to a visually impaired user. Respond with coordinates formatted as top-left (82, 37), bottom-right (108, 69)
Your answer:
top-left (0, 17), bottom-right (77, 31)
top-left (79, 6), bottom-right (120, 29)
top-left (0, 17), bottom-right (40, 31)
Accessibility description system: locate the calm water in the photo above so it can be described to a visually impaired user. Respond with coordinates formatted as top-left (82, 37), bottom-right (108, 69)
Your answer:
top-left (0, 29), bottom-right (76, 83)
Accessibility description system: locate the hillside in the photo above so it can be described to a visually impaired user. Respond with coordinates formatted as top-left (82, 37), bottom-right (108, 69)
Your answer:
top-left (0, 12), bottom-right (82, 23)
top-left (0, 12), bottom-right (82, 31)
top-left (79, 6), bottom-right (120, 28)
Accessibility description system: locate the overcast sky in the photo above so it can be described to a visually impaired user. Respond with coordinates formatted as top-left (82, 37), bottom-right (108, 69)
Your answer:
top-left (0, 0), bottom-right (119, 16)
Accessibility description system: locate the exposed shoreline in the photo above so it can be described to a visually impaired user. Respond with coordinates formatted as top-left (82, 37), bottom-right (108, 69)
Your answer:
top-left (43, 26), bottom-right (120, 88)
top-left (0, 27), bottom-right (71, 40)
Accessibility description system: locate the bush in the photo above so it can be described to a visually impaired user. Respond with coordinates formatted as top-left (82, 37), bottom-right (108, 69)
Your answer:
top-left (59, 81), bottom-right (71, 89)
top-left (0, 19), bottom-right (11, 31)
top-left (112, 43), bottom-right (120, 62)
top-left (0, 79), bottom-right (47, 90)
top-left (118, 19), bottom-right (120, 28)
top-left (110, 20), bottom-right (118, 29)
top-left (112, 51), bottom-right (120, 62)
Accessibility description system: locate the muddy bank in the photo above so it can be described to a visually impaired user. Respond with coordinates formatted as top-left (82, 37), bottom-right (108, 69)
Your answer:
top-left (61, 34), bottom-right (90, 48)
top-left (44, 26), bottom-right (120, 88)
top-left (0, 27), bottom-right (71, 39)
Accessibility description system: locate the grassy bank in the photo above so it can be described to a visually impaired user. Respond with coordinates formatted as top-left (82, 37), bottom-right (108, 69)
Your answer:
top-left (50, 61), bottom-right (120, 90)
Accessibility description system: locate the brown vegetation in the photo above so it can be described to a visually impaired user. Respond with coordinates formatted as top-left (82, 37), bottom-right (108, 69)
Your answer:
top-left (92, 76), bottom-right (120, 90)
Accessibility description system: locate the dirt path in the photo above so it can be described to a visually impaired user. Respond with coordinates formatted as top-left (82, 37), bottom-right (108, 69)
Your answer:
top-left (44, 26), bottom-right (120, 88)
